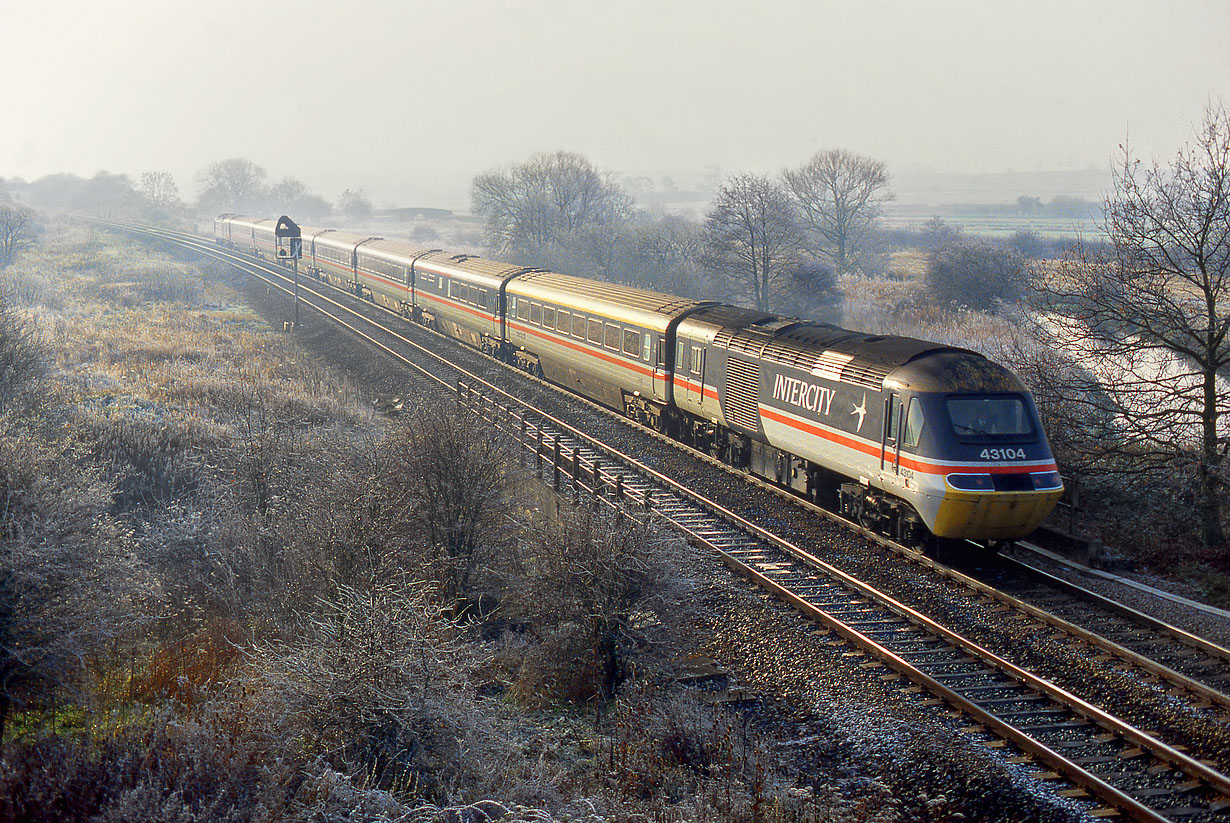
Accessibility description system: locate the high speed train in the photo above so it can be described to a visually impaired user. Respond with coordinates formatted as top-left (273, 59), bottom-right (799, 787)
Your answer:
top-left (215, 214), bottom-right (1063, 543)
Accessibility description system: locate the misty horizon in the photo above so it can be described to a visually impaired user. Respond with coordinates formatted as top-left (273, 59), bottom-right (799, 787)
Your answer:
top-left (4, 1), bottom-right (1226, 212)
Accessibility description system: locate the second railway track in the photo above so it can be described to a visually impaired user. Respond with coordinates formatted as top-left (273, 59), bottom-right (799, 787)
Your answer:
top-left (106, 219), bottom-right (1230, 821)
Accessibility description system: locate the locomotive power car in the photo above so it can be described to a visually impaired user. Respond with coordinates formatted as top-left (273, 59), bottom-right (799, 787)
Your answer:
top-left (215, 214), bottom-right (1063, 542)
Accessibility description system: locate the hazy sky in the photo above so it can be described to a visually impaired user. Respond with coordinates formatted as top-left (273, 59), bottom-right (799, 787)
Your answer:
top-left (3, 0), bottom-right (1227, 208)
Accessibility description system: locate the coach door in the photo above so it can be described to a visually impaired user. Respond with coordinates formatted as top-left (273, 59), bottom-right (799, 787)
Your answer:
top-left (681, 341), bottom-right (705, 404)
top-left (653, 335), bottom-right (668, 402)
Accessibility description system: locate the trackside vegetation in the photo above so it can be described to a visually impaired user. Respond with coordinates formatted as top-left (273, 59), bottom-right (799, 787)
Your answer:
top-left (0, 222), bottom-right (1085, 822)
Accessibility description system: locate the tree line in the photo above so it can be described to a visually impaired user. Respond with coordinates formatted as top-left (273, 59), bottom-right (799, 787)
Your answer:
top-left (472, 148), bottom-right (893, 315)
top-left (0, 159), bottom-right (374, 225)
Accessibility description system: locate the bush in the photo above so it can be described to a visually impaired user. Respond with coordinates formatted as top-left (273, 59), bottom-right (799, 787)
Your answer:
top-left (925, 237), bottom-right (1026, 313)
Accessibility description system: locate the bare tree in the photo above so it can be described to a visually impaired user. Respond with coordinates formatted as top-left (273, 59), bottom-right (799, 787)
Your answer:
top-left (622, 214), bottom-right (707, 295)
top-left (138, 171), bottom-right (182, 216)
top-left (701, 173), bottom-right (801, 312)
top-left (74, 171), bottom-right (138, 216)
top-left (196, 158), bottom-right (268, 214)
top-left (337, 188), bottom-right (373, 220)
top-left (0, 206), bottom-right (35, 269)
top-left (783, 148), bottom-right (892, 276)
top-left (392, 405), bottom-right (515, 605)
top-left (1030, 102), bottom-right (1230, 549)
top-left (268, 177), bottom-right (332, 220)
top-left (471, 151), bottom-right (632, 256)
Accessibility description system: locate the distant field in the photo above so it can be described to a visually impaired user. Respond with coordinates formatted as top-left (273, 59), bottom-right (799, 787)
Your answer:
top-left (882, 213), bottom-right (1101, 241)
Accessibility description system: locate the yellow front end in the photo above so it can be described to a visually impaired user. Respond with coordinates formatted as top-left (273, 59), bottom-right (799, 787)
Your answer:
top-left (931, 488), bottom-right (1064, 540)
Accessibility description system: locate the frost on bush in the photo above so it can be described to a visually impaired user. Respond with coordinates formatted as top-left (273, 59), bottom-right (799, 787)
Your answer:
top-left (250, 581), bottom-right (513, 803)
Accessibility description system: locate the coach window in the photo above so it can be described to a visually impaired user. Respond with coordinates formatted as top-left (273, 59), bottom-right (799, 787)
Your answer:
top-left (556, 310), bottom-right (570, 333)
top-left (543, 307), bottom-right (555, 329)
top-left (530, 303), bottom-right (542, 325)
top-left (480, 289), bottom-right (490, 310)
top-left (605, 323), bottom-right (621, 350)
top-left (623, 329), bottom-right (640, 356)
top-left (658, 337), bottom-right (667, 367)
top-left (587, 318), bottom-right (603, 344)
top-left (573, 314), bottom-right (587, 338)
top-left (642, 334), bottom-right (652, 361)
top-left (517, 299), bottom-right (530, 321)
top-left (508, 296), bottom-right (517, 315)
top-left (676, 341), bottom-right (690, 372)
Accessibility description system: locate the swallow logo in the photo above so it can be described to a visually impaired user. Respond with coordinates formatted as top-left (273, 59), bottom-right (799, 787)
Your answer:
top-left (851, 393), bottom-right (868, 433)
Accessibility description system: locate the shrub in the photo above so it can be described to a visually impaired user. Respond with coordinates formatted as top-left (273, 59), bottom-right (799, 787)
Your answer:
top-left (925, 237), bottom-right (1026, 313)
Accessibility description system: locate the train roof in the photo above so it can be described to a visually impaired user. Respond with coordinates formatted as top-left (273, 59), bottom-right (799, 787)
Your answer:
top-left (419, 253), bottom-right (536, 285)
top-left (309, 229), bottom-right (382, 250)
top-left (360, 238), bottom-right (440, 263)
top-left (720, 316), bottom-right (978, 390)
top-left (223, 215), bottom-right (275, 230)
top-left (509, 270), bottom-right (709, 328)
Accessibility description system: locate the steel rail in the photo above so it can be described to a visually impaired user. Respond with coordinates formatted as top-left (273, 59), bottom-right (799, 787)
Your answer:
top-left (1007, 545), bottom-right (1230, 665)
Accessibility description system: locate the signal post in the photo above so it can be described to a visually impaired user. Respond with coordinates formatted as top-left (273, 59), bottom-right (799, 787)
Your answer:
top-left (275, 215), bottom-right (302, 329)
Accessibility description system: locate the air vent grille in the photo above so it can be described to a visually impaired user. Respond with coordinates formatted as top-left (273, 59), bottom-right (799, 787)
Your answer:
top-left (725, 358), bottom-right (761, 432)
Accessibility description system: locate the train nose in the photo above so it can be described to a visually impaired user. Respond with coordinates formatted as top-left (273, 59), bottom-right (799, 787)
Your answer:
top-left (931, 488), bottom-right (1064, 540)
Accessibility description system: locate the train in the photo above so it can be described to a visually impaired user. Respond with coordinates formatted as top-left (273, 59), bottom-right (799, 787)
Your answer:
top-left (214, 213), bottom-right (1063, 544)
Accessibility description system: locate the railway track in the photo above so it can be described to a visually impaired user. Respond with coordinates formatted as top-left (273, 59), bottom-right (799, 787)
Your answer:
top-left (102, 220), bottom-right (1230, 821)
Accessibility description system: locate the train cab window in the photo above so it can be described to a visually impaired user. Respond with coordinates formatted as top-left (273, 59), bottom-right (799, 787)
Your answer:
top-left (658, 337), bottom-right (667, 367)
top-left (573, 314), bottom-right (586, 338)
top-left (677, 340), bottom-right (690, 371)
top-left (946, 396), bottom-right (1033, 439)
top-left (623, 329), bottom-right (640, 356)
top-left (605, 323), bottom-right (621, 351)
top-left (543, 307), bottom-right (555, 329)
top-left (902, 399), bottom-right (925, 448)
top-left (508, 296), bottom-right (517, 315)
top-left (556, 310), bottom-right (570, 333)
top-left (530, 303), bottom-right (542, 325)
top-left (587, 318), bottom-right (603, 344)
top-left (690, 346), bottom-right (704, 376)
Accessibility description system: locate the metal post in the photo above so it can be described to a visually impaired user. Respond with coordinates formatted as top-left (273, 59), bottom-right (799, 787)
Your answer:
top-left (537, 425), bottom-right (544, 470)
top-left (519, 416), bottom-right (527, 466)
top-left (552, 438), bottom-right (561, 492)
top-left (293, 257), bottom-right (300, 329)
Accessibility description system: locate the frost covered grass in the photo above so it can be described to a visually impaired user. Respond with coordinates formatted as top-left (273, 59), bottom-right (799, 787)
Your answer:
top-left (6, 223), bottom-right (916, 822)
